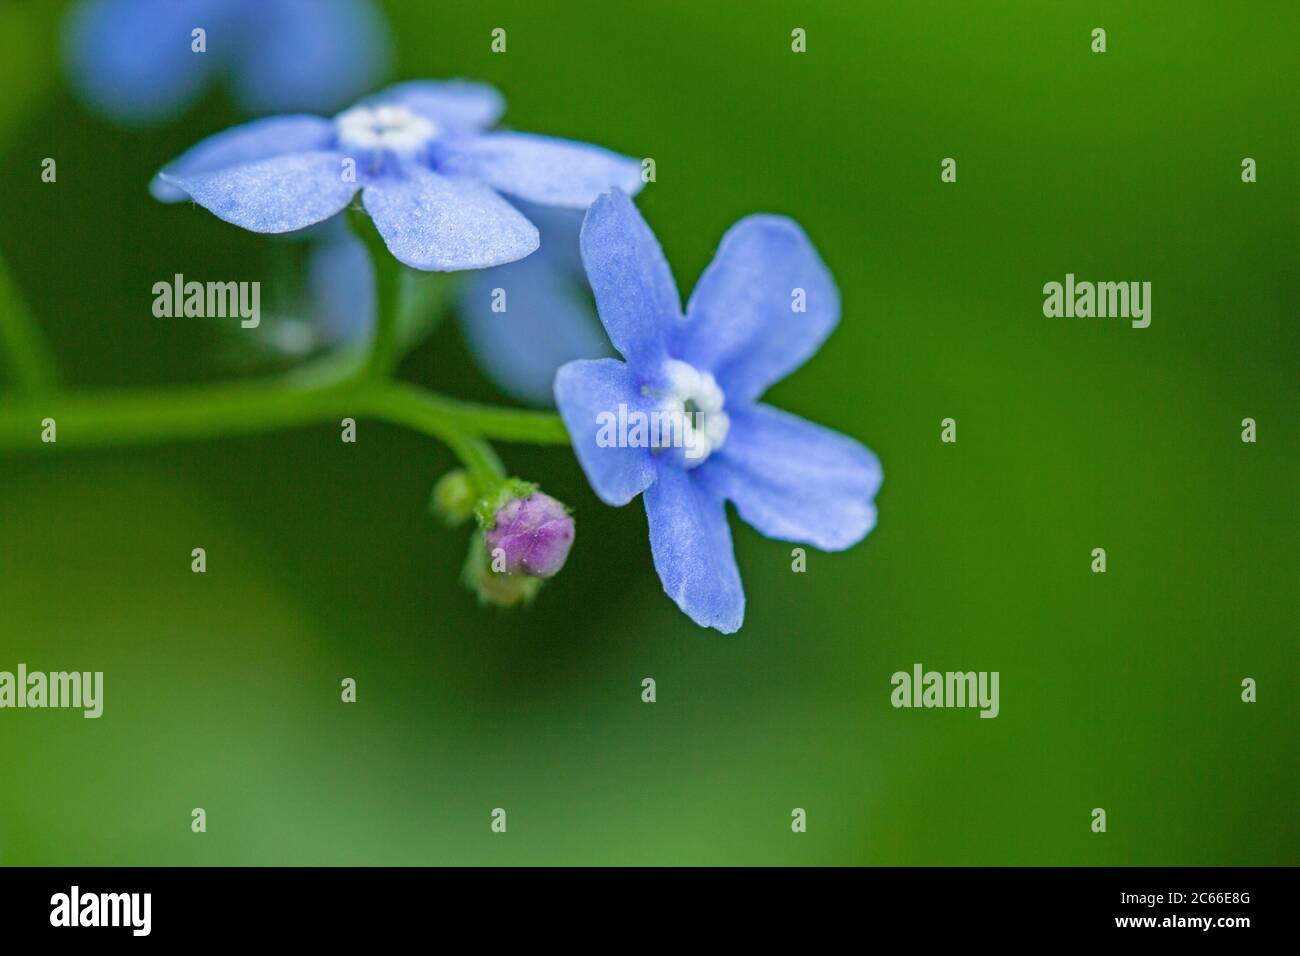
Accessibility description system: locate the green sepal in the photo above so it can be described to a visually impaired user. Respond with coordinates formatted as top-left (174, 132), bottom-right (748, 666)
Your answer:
top-left (461, 534), bottom-right (543, 607)
top-left (473, 477), bottom-right (538, 530)
top-left (429, 469), bottom-right (477, 527)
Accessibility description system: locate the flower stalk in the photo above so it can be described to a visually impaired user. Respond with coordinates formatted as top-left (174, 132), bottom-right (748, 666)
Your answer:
top-left (0, 228), bottom-right (565, 508)
top-left (348, 207), bottom-right (404, 382)
top-left (0, 375), bottom-right (569, 471)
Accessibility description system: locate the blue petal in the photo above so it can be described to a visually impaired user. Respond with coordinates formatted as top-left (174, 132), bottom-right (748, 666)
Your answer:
top-left (696, 404), bottom-right (881, 551)
top-left (643, 464), bottom-right (744, 634)
top-left (441, 133), bottom-right (644, 208)
top-left (63, 0), bottom-right (228, 124)
top-left (231, 0), bottom-right (391, 115)
top-left (308, 229), bottom-right (375, 345)
top-left (458, 249), bottom-right (612, 407)
top-left (159, 150), bottom-right (356, 233)
top-left (361, 169), bottom-right (538, 271)
top-left (579, 190), bottom-right (680, 369)
top-left (553, 358), bottom-right (657, 506)
top-left (368, 80), bottom-right (505, 133)
top-left (516, 200), bottom-right (586, 273)
top-left (677, 215), bottom-right (839, 404)
top-left (150, 115), bottom-right (337, 201)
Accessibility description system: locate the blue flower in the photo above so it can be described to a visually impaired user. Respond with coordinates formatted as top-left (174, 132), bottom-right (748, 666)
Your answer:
top-left (457, 201), bottom-right (613, 406)
top-left (247, 202), bottom-right (608, 400)
top-left (152, 81), bottom-right (645, 271)
top-left (554, 191), bottom-right (882, 633)
top-left (304, 221), bottom-right (375, 347)
top-left (64, 0), bottom-right (391, 125)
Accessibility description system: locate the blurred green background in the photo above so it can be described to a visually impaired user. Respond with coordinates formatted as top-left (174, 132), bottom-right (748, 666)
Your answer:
top-left (0, 0), bottom-right (1295, 865)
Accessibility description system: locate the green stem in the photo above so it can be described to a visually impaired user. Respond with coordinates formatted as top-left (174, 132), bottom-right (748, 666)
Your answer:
top-left (0, 377), bottom-right (569, 473)
top-left (0, 251), bottom-right (61, 394)
top-left (0, 219), bottom-right (570, 499)
top-left (350, 208), bottom-right (404, 381)
top-left (356, 384), bottom-right (509, 492)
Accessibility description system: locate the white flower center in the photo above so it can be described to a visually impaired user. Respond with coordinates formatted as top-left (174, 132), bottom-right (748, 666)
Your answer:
top-left (657, 359), bottom-right (729, 467)
top-left (335, 104), bottom-right (438, 158)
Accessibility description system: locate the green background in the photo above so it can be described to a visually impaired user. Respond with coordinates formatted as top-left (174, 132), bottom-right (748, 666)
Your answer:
top-left (1, 0), bottom-right (1295, 865)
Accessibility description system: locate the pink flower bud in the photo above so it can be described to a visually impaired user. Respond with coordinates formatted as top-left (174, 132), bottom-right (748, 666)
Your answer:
top-left (484, 492), bottom-right (575, 579)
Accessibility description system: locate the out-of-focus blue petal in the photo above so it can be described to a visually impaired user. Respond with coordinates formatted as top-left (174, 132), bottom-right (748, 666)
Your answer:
top-left (64, 0), bottom-right (230, 124)
top-left (579, 190), bottom-right (679, 368)
top-left (159, 150), bottom-right (356, 233)
top-left (361, 169), bottom-right (538, 271)
top-left (643, 465), bottom-right (744, 634)
top-left (678, 215), bottom-right (839, 404)
top-left (458, 254), bottom-right (612, 406)
top-left (307, 229), bottom-right (375, 345)
top-left (518, 200), bottom-right (585, 273)
top-left (457, 201), bottom-right (607, 406)
top-left (231, 0), bottom-right (390, 115)
top-left (150, 115), bottom-right (336, 201)
top-left (553, 358), bottom-right (657, 506)
top-left (696, 404), bottom-right (881, 551)
top-left (443, 133), bottom-right (643, 208)
top-left (369, 80), bottom-right (505, 133)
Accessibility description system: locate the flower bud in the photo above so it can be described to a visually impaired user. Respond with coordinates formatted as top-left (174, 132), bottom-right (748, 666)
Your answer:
top-left (429, 469), bottom-right (476, 527)
top-left (462, 536), bottom-right (543, 607)
top-left (483, 490), bottom-right (575, 579)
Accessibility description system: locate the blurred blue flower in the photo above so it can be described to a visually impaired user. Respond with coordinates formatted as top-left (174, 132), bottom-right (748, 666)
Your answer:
top-left (64, 0), bottom-right (391, 125)
top-left (554, 191), bottom-right (883, 633)
top-left (152, 81), bottom-right (645, 271)
top-left (457, 201), bottom-right (613, 406)
top-left (249, 202), bottom-right (607, 404)
top-left (195, 218), bottom-right (373, 363)
top-left (304, 220), bottom-right (374, 347)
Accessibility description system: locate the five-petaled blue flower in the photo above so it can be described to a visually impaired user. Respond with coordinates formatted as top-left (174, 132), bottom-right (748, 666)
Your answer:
top-left (65, 0), bottom-right (391, 124)
top-left (152, 80), bottom-right (645, 271)
top-left (554, 191), bottom-right (882, 633)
